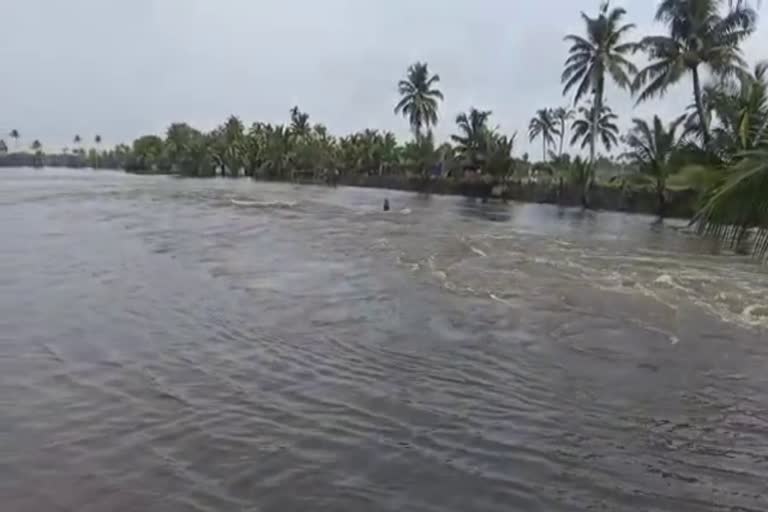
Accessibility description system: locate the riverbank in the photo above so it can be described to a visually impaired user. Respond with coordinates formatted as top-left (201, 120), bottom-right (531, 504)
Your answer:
top-left (281, 174), bottom-right (699, 219)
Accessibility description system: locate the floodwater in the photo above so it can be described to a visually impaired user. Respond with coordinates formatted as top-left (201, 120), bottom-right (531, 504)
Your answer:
top-left (1, 167), bottom-right (767, 512)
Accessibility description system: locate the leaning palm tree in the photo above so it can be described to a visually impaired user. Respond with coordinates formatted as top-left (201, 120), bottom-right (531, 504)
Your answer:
top-left (552, 107), bottom-right (575, 157)
top-left (562, 2), bottom-right (637, 165)
top-left (694, 146), bottom-right (768, 259)
top-left (633, 0), bottom-right (757, 147)
top-left (394, 62), bottom-right (444, 140)
top-left (451, 108), bottom-right (493, 169)
top-left (528, 109), bottom-right (560, 162)
top-left (570, 103), bottom-right (620, 152)
top-left (623, 115), bottom-right (687, 216)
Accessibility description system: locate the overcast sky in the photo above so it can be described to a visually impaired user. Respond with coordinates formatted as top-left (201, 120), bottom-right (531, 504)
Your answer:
top-left (1, 0), bottom-right (766, 155)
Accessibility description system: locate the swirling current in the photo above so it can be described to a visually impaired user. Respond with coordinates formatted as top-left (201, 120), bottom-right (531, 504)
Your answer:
top-left (1, 168), bottom-right (767, 511)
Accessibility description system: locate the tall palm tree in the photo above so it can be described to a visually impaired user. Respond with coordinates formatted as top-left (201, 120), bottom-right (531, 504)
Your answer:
top-left (528, 109), bottom-right (560, 162)
top-left (623, 115), bottom-right (687, 216)
top-left (451, 108), bottom-right (493, 169)
top-left (95, 134), bottom-right (102, 146)
top-left (553, 107), bottom-right (575, 157)
top-left (394, 62), bottom-right (444, 140)
top-left (9, 129), bottom-right (19, 150)
top-left (570, 103), bottom-right (620, 152)
top-left (31, 140), bottom-right (42, 151)
top-left (562, 2), bottom-right (637, 165)
top-left (633, 0), bottom-right (757, 147)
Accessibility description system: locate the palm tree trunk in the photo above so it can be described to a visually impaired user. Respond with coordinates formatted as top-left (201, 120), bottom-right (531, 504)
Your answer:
top-left (590, 92), bottom-right (600, 165)
top-left (691, 66), bottom-right (711, 147)
top-left (559, 122), bottom-right (565, 158)
top-left (657, 180), bottom-right (666, 218)
top-left (584, 81), bottom-right (603, 209)
top-left (542, 138), bottom-right (546, 163)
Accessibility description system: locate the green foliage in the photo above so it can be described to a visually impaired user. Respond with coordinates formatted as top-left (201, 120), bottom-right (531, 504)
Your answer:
top-left (127, 135), bottom-right (165, 173)
top-left (394, 62), bottom-right (444, 139)
top-left (552, 107), bottom-right (575, 157)
top-left (633, 0), bottom-right (757, 145)
top-left (571, 103), bottom-right (619, 151)
top-left (623, 115), bottom-right (687, 214)
top-left (561, 0), bottom-right (636, 198)
top-left (695, 148), bottom-right (768, 258)
top-left (452, 108), bottom-right (493, 169)
top-left (562, 3), bottom-right (637, 105)
top-left (529, 109), bottom-right (560, 161)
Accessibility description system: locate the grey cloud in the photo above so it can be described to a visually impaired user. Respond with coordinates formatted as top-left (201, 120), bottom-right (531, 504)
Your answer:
top-left (1, 0), bottom-right (766, 154)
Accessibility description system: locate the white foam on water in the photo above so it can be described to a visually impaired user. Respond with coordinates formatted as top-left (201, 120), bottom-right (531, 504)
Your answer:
top-left (470, 246), bottom-right (487, 258)
top-left (489, 293), bottom-right (514, 306)
top-left (230, 198), bottom-right (297, 208)
top-left (654, 274), bottom-right (676, 286)
top-left (400, 208), bottom-right (412, 215)
top-left (741, 304), bottom-right (768, 327)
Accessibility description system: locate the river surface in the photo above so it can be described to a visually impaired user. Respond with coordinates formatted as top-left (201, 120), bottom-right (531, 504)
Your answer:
top-left (1, 167), bottom-right (767, 512)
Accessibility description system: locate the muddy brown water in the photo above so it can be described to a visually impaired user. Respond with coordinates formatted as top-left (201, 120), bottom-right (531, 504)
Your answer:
top-left (1, 168), bottom-right (767, 511)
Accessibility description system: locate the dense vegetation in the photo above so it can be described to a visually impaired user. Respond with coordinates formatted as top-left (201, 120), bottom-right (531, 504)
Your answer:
top-left (3, 0), bottom-right (767, 257)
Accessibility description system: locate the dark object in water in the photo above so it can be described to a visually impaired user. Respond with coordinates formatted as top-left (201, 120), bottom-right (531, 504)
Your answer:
top-left (383, 199), bottom-right (390, 212)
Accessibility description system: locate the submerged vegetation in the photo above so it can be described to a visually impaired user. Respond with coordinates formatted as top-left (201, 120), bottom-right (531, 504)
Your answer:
top-left (3, 0), bottom-right (768, 258)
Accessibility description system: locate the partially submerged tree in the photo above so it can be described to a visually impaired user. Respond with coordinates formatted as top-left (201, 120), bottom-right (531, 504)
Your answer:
top-left (623, 115), bottom-right (687, 216)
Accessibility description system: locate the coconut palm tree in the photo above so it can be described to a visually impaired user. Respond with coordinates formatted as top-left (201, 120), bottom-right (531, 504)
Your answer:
top-left (394, 62), bottom-right (444, 140)
top-left (623, 115), bottom-right (687, 216)
top-left (485, 132), bottom-right (518, 180)
top-left (528, 109), bottom-right (560, 162)
top-left (290, 106), bottom-right (311, 137)
top-left (95, 134), bottom-right (102, 146)
top-left (562, 2), bottom-right (637, 165)
top-left (633, 0), bottom-right (757, 147)
top-left (451, 108), bottom-right (493, 169)
top-left (711, 62), bottom-right (768, 154)
top-left (553, 107), bottom-right (575, 157)
top-left (570, 103), bottom-right (620, 152)
top-left (9, 129), bottom-right (19, 150)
